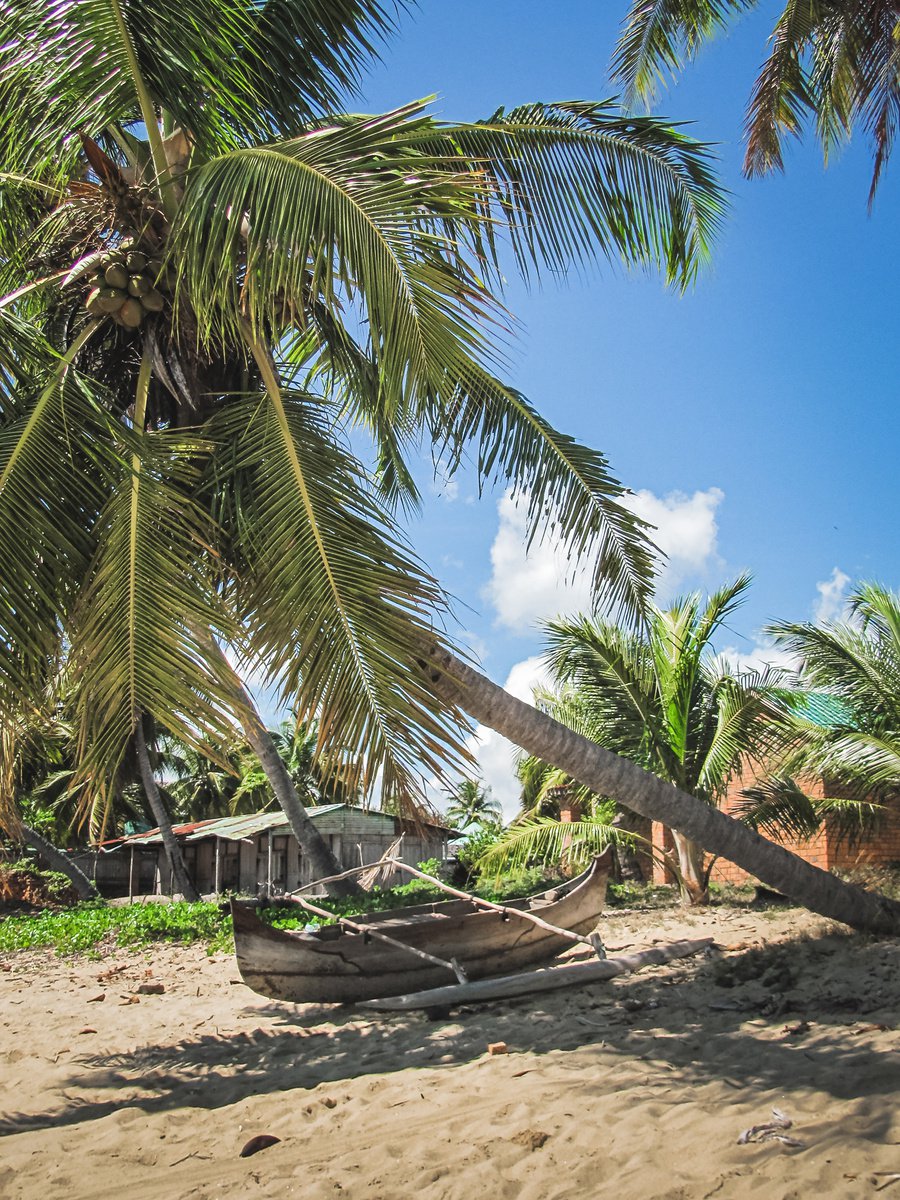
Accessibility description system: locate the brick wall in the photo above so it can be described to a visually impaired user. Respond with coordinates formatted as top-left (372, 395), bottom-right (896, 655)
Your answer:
top-left (649, 763), bottom-right (900, 887)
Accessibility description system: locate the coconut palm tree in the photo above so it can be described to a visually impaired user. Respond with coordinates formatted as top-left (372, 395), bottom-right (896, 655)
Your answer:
top-left (612, 0), bottom-right (900, 202)
top-left (741, 582), bottom-right (900, 839)
top-left (444, 779), bottom-right (502, 833)
top-left (0, 1), bottom-right (723, 896)
top-left (483, 576), bottom-right (786, 903)
top-left (419, 637), bottom-right (900, 931)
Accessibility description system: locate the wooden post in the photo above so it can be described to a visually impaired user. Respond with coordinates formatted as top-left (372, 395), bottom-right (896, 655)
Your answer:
top-left (128, 845), bottom-right (136, 903)
top-left (214, 838), bottom-right (223, 895)
top-left (267, 829), bottom-right (274, 898)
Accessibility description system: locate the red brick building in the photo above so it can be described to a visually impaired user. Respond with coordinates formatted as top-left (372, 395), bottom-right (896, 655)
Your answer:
top-left (651, 768), bottom-right (900, 886)
top-left (650, 694), bottom-right (900, 886)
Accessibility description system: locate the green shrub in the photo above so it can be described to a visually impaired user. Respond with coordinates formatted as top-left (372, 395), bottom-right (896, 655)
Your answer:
top-left (0, 900), bottom-right (233, 956)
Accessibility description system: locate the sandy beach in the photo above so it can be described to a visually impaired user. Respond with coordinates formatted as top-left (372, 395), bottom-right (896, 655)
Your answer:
top-left (1, 902), bottom-right (897, 1200)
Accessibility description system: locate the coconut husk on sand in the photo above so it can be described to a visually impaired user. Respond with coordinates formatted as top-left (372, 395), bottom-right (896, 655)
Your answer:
top-left (0, 903), bottom-right (897, 1200)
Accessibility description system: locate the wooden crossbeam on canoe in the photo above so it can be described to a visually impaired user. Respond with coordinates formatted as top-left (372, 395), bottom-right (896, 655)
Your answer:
top-left (289, 851), bottom-right (612, 960)
top-left (288, 892), bottom-right (469, 984)
top-left (380, 856), bottom-right (610, 958)
top-left (357, 937), bottom-right (714, 1011)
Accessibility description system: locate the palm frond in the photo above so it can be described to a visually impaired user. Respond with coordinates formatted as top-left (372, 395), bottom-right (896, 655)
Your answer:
top-left (744, 0), bottom-right (822, 176)
top-left (413, 102), bottom-right (725, 290)
top-left (477, 814), bottom-right (627, 876)
top-left (172, 103), bottom-right (502, 387)
top-left (69, 428), bottom-right (238, 805)
top-left (736, 773), bottom-right (887, 844)
top-left (0, 316), bottom-right (109, 718)
top-left (612, 0), bottom-right (759, 107)
top-left (695, 664), bottom-right (787, 798)
top-left (439, 368), bottom-right (658, 621)
top-left (205, 376), bottom-right (472, 808)
top-left (733, 774), bottom-right (824, 841)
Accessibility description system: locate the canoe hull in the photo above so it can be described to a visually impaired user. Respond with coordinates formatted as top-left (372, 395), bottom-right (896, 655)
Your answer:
top-left (231, 851), bottom-right (611, 1004)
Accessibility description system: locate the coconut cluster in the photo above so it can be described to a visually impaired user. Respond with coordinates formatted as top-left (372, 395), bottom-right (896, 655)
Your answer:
top-left (85, 247), bottom-right (170, 328)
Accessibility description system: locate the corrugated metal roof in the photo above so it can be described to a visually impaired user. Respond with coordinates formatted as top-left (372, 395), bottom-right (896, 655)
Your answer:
top-left (792, 692), bottom-right (854, 728)
top-left (99, 803), bottom-right (400, 849)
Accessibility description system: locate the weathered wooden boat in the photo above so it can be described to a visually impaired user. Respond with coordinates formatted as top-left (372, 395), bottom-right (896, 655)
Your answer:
top-left (231, 851), bottom-right (611, 1004)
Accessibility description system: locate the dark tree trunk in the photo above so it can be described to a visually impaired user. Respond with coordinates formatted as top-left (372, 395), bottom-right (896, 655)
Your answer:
top-left (20, 824), bottom-right (98, 900)
top-left (422, 645), bottom-right (900, 935)
top-left (610, 807), bottom-right (647, 884)
top-left (201, 635), bottom-right (361, 898)
top-left (134, 722), bottom-right (201, 902)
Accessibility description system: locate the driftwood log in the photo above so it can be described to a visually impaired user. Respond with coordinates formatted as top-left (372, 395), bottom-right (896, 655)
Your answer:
top-left (358, 937), bottom-right (714, 1011)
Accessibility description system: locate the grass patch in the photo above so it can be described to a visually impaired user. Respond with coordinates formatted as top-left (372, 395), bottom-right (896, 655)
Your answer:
top-left (606, 880), bottom-right (678, 909)
top-left (0, 900), bottom-right (232, 957)
top-left (0, 867), bottom-right (575, 957)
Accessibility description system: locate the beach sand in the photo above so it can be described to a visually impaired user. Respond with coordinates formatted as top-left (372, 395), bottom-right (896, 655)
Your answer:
top-left (1, 902), bottom-right (897, 1200)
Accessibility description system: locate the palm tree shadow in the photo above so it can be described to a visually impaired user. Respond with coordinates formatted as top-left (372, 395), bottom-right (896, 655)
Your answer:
top-left (1, 929), bottom-right (896, 1139)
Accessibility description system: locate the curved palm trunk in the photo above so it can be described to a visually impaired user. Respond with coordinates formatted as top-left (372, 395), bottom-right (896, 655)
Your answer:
top-left (200, 636), bottom-right (361, 898)
top-left (134, 723), bottom-right (200, 902)
top-left (20, 823), bottom-right (98, 901)
top-left (422, 646), bottom-right (900, 935)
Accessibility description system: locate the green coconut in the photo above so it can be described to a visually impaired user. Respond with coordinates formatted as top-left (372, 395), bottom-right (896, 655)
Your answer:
top-left (140, 288), bottom-right (165, 313)
top-left (85, 287), bottom-right (106, 316)
top-left (97, 287), bottom-right (126, 313)
top-left (125, 251), bottom-right (148, 272)
top-left (104, 263), bottom-right (129, 289)
top-left (118, 298), bottom-right (145, 328)
top-left (128, 274), bottom-right (151, 297)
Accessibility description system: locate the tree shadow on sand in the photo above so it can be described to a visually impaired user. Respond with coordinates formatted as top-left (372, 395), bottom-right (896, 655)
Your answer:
top-left (1, 927), bottom-right (896, 1139)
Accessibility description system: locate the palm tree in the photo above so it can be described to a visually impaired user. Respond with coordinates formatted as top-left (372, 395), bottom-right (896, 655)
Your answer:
top-left (612, 0), bottom-right (900, 202)
top-left (0, 1), bottom-right (722, 897)
top-left (0, 713), bottom-right (99, 899)
top-left (419, 637), bottom-right (900, 931)
top-left (743, 582), bottom-right (900, 839)
top-left (444, 779), bottom-right (502, 833)
top-left (161, 737), bottom-right (248, 821)
top-left (485, 576), bottom-right (785, 903)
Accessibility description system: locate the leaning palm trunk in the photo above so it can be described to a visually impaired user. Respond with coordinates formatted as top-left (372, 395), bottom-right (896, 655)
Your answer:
top-left (422, 646), bottom-right (900, 934)
top-left (20, 823), bottom-right (97, 900)
top-left (134, 723), bottom-right (200, 902)
top-left (201, 635), bottom-right (360, 898)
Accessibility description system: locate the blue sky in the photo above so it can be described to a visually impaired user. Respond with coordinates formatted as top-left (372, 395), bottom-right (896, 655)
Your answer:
top-left (327, 3), bottom-right (900, 814)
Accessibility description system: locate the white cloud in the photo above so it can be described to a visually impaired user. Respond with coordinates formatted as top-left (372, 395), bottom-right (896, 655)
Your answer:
top-left (484, 485), bottom-right (725, 633)
top-left (813, 567), bottom-right (851, 624)
top-left (483, 493), bottom-right (594, 634)
top-left (623, 487), bottom-right (724, 600)
top-left (714, 639), bottom-right (798, 677)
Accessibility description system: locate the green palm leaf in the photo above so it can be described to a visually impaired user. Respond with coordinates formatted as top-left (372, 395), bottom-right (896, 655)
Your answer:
top-left (477, 813), bottom-right (625, 876)
top-left (413, 101), bottom-right (725, 289)
top-left (70, 426), bottom-right (237, 800)
top-left (0, 316), bottom-right (109, 718)
top-left (612, 0), bottom-right (757, 107)
top-left (206, 376), bottom-right (472, 804)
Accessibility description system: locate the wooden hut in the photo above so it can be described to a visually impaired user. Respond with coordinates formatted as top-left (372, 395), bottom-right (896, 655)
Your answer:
top-left (94, 804), bottom-right (457, 898)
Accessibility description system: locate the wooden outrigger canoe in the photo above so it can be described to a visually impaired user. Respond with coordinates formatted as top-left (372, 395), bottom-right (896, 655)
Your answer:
top-left (231, 851), bottom-right (611, 1004)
